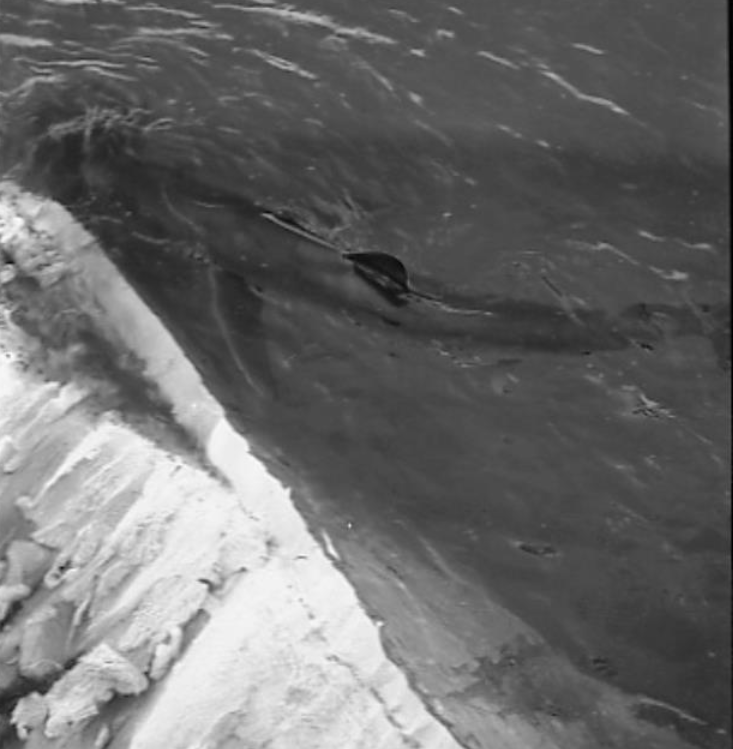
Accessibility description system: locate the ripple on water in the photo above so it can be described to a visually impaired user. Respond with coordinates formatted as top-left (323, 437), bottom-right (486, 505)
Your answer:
top-left (212, 4), bottom-right (397, 46)
top-left (0, 34), bottom-right (53, 49)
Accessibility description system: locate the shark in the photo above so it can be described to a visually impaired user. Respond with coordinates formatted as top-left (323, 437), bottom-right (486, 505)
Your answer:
top-left (2, 90), bottom-right (729, 392)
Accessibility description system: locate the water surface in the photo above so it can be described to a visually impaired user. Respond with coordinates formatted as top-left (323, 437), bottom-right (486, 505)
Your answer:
top-left (0, 1), bottom-right (729, 746)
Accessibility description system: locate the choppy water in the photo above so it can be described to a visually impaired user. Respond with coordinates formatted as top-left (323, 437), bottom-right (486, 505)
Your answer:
top-left (0, 1), bottom-right (729, 746)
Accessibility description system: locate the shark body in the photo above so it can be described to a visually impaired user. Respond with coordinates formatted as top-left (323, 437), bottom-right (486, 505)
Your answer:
top-left (3, 94), bottom-right (728, 377)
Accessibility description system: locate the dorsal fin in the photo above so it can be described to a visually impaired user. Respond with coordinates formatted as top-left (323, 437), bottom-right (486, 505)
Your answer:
top-left (345, 251), bottom-right (411, 297)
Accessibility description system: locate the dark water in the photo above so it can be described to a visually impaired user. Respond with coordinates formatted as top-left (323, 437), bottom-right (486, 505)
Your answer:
top-left (0, 1), bottom-right (729, 747)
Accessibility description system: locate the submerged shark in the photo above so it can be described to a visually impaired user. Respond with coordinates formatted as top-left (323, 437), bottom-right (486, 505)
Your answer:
top-left (2, 88), bottom-right (729, 389)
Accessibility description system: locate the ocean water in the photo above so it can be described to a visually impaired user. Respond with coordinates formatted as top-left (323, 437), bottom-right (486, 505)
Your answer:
top-left (0, 1), bottom-right (729, 746)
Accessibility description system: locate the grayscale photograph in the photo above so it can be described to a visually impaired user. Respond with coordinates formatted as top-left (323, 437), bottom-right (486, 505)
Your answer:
top-left (0, 1), bottom-right (729, 748)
